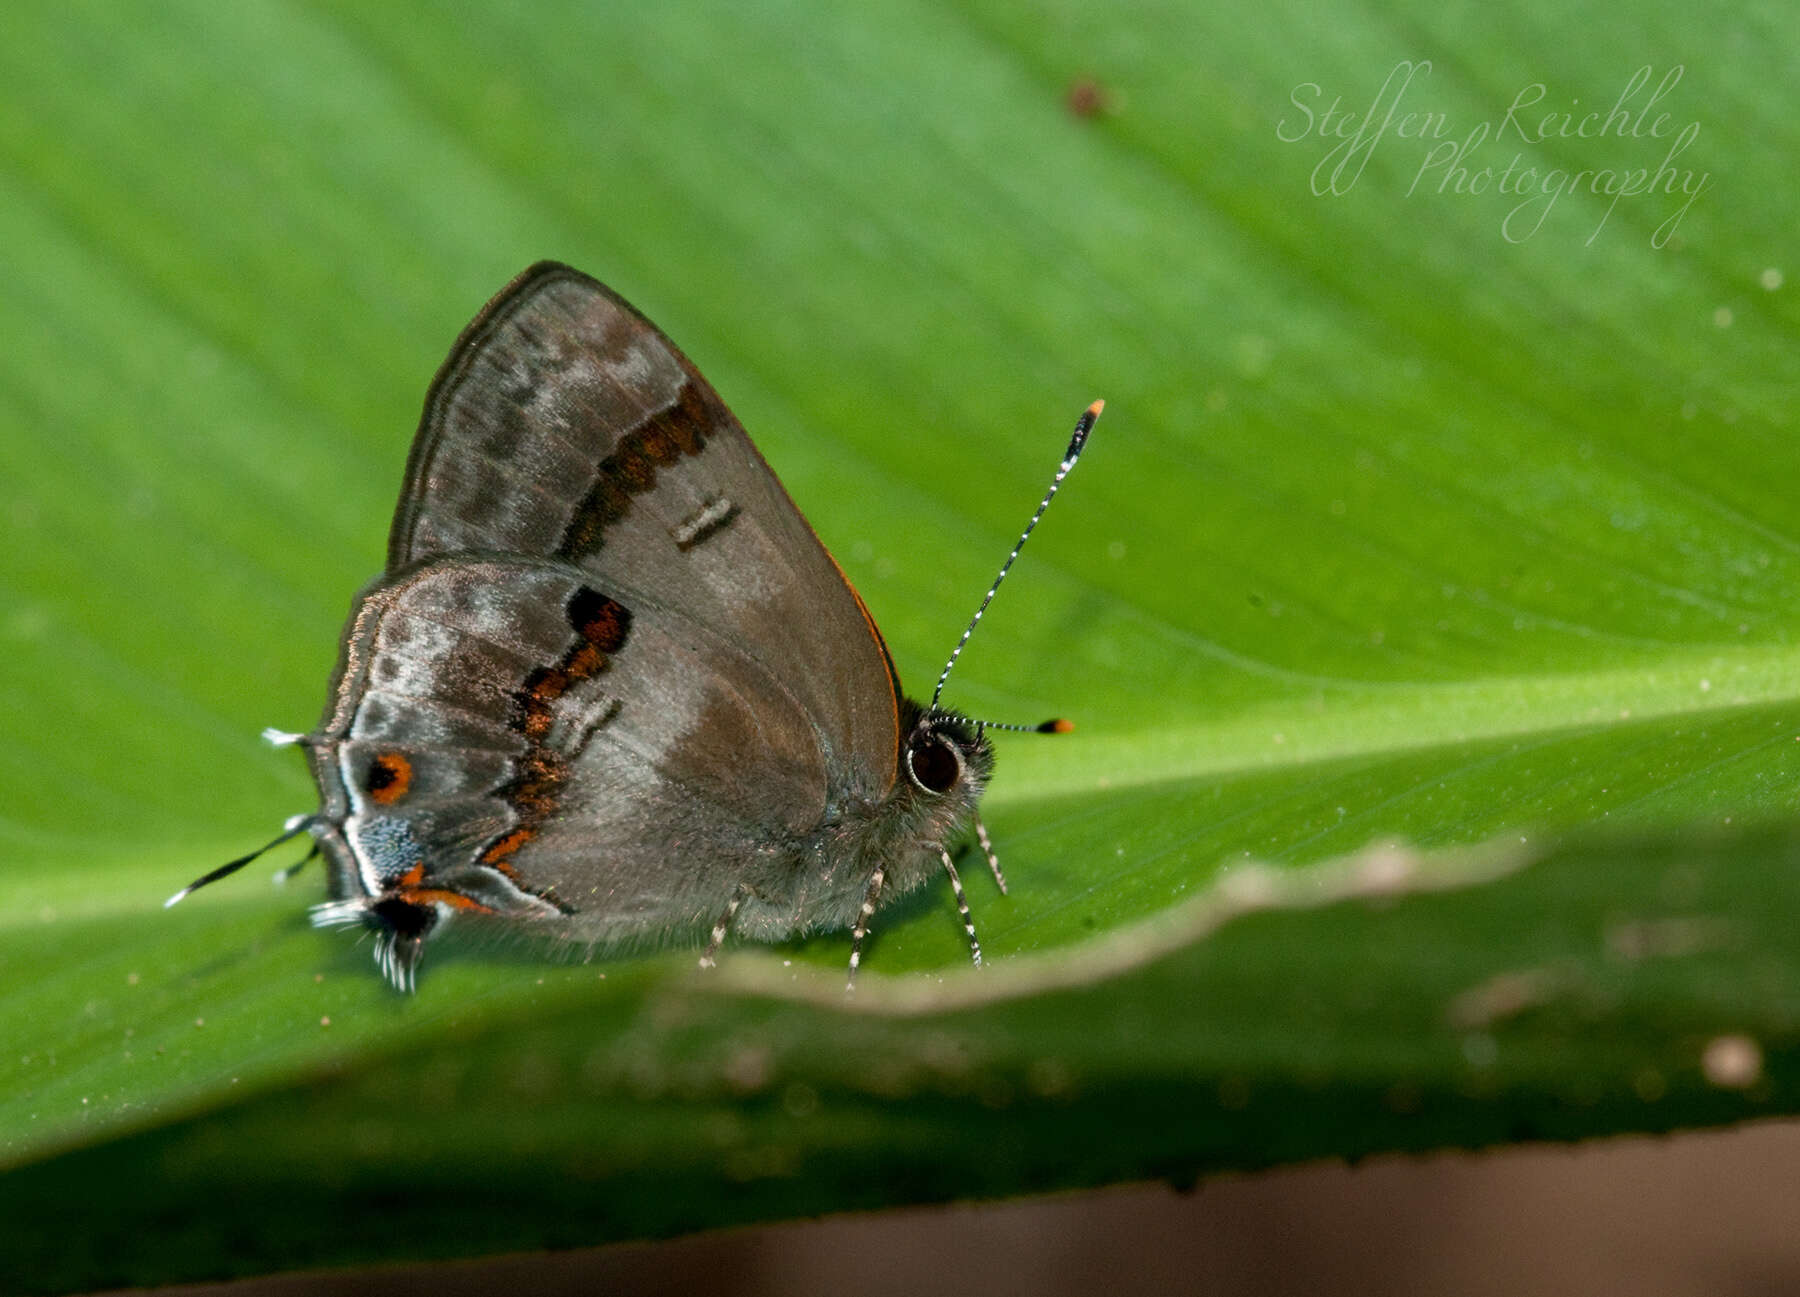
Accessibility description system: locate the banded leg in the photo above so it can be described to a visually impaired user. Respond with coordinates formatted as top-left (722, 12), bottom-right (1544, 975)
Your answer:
top-left (273, 841), bottom-right (322, 886)
top-left (699, 886), bottom-right (749, 969)
top-left (974, 812), bottom-right (1008, 895)
top-left (846, 865), bottom-right (887, 991)
top-left (939, 848), bottom-right (983, 968)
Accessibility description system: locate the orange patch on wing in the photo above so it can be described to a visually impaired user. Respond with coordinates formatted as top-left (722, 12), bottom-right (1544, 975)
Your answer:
top-left (640, 423), bottom-right (680, 465)
top-left (481, 826), bottom-right (535, 865)
top-left (398, 887), bottom-right (496, 914)
top-left (530, 666), bottom-right (571, 702)
top-left (566, 643), bottom-right (604, 679)
top-left (578, 600), bottom-right (629, 653)
top-left (509, 753), bottom-right (565, 815)
top-left (366, 751), bottom-right (413, 804)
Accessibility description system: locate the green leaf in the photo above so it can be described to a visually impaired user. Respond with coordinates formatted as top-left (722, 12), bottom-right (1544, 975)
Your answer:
top-left (3, 0), bottom-right (1794, 1290)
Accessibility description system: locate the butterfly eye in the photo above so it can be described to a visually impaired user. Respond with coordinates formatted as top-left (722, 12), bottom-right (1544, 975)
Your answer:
top-left (905, 732), bottom-right (964, 795)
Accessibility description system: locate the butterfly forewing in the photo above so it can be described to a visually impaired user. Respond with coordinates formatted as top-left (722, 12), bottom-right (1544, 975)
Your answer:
top-left (387, 262), bottom-right (901, 781)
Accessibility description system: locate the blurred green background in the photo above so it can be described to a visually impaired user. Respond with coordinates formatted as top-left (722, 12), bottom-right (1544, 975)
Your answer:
top-left (1, 0), bottom-right (1796, 1290)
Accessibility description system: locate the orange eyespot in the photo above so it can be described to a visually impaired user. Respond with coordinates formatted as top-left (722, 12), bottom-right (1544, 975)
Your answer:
top-left (366, 752), bottom-right (413, 804)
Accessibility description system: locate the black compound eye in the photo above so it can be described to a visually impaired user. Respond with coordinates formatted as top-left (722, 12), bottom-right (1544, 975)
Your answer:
top-left (905, 733), bottom-right (963, 795)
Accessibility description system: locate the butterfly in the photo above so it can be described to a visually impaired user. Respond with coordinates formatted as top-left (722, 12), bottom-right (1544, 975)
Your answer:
top-left (171, 262), bottom-right (1100, 991)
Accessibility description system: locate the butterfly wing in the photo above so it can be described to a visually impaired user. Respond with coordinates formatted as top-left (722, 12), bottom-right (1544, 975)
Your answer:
top-left (307, 556), bottom-right (851, 978)
top-left (304, 265), bottom-right (943, 988)
top-left (386, 262), bottom-right (901, 782)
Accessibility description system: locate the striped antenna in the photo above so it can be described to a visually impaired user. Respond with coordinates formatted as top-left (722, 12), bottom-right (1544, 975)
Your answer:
top-left (974, 717), bottom-right (1075, 735)
top-left (928, 399), bottom-right (1103, 714)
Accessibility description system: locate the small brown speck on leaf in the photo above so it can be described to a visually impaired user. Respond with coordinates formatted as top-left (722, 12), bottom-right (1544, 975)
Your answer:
top-left (1066, 78), bottom-right (1110, 118)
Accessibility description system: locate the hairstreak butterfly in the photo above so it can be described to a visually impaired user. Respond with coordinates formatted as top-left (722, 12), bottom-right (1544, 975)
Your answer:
top-left (170, 262), bottom-right (1100, 991)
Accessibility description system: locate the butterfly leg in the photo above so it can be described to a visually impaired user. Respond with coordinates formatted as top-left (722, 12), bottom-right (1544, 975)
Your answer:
top-left (699, 885), bottom-right (750, 970)
top-left (272, 841), bottom-right (322, 886)
top-left (973, 812), bottom-right (1008, 895)
top-left (845, 865), bottom-right (887, 991)
top-left (939, 848), bottom-right (983, 968)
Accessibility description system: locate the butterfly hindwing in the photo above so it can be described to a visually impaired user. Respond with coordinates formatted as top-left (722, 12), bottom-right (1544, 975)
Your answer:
top-left (309, 556), bottom-right (848, 958)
